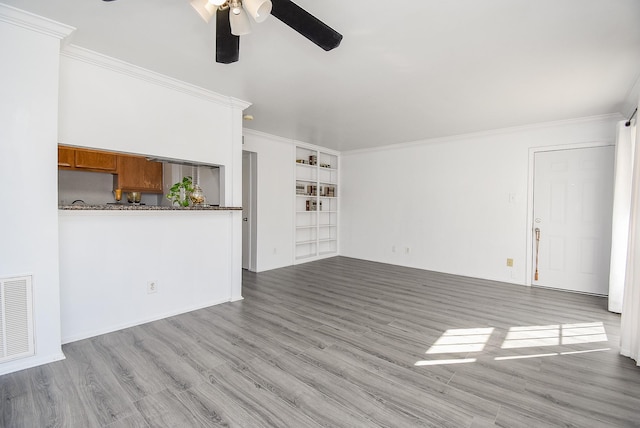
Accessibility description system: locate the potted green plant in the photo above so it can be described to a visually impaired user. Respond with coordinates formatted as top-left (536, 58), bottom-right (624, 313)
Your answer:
top-left (166, 176), bottom-right (194, 207)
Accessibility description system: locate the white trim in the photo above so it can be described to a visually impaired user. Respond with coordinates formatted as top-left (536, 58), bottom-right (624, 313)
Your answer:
top-left (524, 141), bottom-right (615, 286)
top-left (61, 45), bottom-right (251, 110)
top-left (0, 352), bottom-right (66, 377)
top-left (343, 114), bottom-right (623, 156)
top-left (0, 3), bottom-right (75, 39)
top-left (243, 128), bottom-right (293, 145)
top-left (243, 128), bottom-right (341, 156)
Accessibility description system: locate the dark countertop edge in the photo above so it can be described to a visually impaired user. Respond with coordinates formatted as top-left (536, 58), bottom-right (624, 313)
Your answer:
top-left (59, 205), bottom-right (242, 211)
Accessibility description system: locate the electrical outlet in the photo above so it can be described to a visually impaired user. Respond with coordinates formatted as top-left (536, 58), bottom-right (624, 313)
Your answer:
top-left (405, 247), bottom-right (411, 254)
top-left (392, 245), bottom-right (396, 253)
top-left (506, 258), bottom-right (514, 267)
top-left (273, 248), bottom-right (277, 255)
top-left (147, 281), bottom-right (158, 294)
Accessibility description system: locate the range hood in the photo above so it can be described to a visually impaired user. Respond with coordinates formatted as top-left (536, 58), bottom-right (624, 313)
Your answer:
top-left (145, 156), bottom-right (221, 169)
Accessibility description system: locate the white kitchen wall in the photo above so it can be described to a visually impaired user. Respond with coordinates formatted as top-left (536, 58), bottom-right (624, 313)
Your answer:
top-left (242, 130), bottom-right (296, 271)
top-left (340, 115), bottom-right (619, 285)
top-left (0, 4), bottom-right (74, 375)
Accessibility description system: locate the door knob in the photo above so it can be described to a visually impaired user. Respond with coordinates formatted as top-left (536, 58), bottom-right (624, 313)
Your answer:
top-left (243, 217), bottom-right (248, 221)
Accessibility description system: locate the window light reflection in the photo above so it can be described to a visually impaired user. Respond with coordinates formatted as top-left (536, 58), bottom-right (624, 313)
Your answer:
top-left (426, 327), bottom-right (494, 354)
top-left (415, 322), bottom-right (609, 367)
top-left (501, 322), bottom-right (607, 349)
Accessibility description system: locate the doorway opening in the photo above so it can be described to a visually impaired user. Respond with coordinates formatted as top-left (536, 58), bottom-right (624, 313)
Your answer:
top-left (242, 151), bottom-right (258, 271)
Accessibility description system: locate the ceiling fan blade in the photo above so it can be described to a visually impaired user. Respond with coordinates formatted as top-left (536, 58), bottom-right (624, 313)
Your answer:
top-left (216, 7), bottom-right (240, 64)
top-left (271, 0), bottom-right (342, 51)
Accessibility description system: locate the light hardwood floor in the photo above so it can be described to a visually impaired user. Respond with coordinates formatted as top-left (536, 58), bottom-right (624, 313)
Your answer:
top-left (1, 257), bottom-right (639, 427)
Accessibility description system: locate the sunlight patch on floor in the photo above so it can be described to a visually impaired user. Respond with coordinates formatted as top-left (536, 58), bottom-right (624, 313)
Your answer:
top-left (501, 322), bottom-right (607, 349)
top-left (415, 322), bottom-right (609, 367)
top-left (426, 328), bottom-right (494, 354)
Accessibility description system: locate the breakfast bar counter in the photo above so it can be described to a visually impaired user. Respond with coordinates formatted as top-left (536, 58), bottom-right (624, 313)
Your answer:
top-left (59, 204), bottom-right (242, 211)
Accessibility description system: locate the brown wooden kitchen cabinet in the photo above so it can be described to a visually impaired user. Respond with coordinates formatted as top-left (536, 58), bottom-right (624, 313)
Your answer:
top-left (58, 145), bottom-right (117, 172)
top-left (114, 155), bottom-right (163, 193)
top-left (58, 146), bottom-right (75, 168)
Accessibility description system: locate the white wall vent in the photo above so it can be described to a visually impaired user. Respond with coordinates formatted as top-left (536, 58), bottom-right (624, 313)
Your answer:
top-left (0, 276), bottom-right (35, 363)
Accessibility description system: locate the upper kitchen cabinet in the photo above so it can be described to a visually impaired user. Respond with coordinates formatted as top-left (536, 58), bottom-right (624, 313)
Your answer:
top-left (57, 146), bottom-right (75, 168)
top-left (114, 155), bottom-right (163, 193)
top-left (58, 145), bottom-right (117, 172)
top-left (58, 145), bottom-right (163, 193)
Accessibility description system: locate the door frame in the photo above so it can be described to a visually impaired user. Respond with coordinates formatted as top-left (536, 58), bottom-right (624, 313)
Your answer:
top-left (242, 150), bottom-right (258, 272)
top-left (525, 141), bottom-right (614, 287)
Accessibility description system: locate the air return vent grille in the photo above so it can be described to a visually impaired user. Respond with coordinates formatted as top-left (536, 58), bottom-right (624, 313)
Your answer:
top-left (0, 276), bottom-right (35, 363)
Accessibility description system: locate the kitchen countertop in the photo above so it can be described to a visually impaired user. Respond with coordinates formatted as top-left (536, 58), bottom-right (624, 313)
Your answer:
top-left (59, 204), bottom-right (242, 211)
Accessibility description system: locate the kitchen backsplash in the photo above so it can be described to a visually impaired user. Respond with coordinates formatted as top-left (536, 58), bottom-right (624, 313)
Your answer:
top-left (58, 163), bottom-right (220, 206)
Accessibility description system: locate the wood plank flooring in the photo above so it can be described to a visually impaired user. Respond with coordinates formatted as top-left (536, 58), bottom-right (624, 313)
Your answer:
top-left (2, 256), bottom-right (639, 427)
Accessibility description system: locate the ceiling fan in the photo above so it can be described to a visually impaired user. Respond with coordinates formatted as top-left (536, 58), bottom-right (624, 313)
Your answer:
top-left (102, 0), bottom-right (343, 64)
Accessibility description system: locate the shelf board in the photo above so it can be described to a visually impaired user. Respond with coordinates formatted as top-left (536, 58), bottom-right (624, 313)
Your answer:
top-left (296, 239), bottom-right (318, 245)
top-left (319, 238), bottom-right (337, 243)
top-left (296, 194), bottom-right (318, 197)
top-left (296, 225), bottom-right (317, 230)
top-left (295, 162), bottom-right (316, 168)
top-left (319, 250), bottom-right (337, 256)
top-left (319, 224), bottom-right (337, 227)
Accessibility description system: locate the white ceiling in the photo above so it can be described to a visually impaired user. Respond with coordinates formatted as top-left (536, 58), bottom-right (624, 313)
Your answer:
top-left (5, 0), bottom-right (640, 151)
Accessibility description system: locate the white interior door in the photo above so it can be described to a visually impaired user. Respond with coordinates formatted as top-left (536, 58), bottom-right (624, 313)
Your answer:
top-left (532, 146), bottom-right (614, 295)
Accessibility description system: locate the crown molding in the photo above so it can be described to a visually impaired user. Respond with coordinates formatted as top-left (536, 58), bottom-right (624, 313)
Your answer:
top-left (242, 128), bottom-right (340, 155)
top-left (243, 128), bottom-right (294, 145)
top-left (342, 113), bottom-right (623, 156)
top-left (61, 44), bottom-right (251, 110)
top-left (0, 3), bottom-right (75, 39)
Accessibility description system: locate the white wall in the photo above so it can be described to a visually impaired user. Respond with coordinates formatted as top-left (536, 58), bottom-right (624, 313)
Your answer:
top-left (54, 46), bottom-right (247, 342)
top-left (340, 115), bottom-right (619, 285)
top-left (59, 210), bottom-right (238, 342)
top-left (242, 130), bottom-right (296, 271)
top-left (1, 4), bottom-right (247, 373)
top-left (0, 5), bottom-right (74, 375)
top-left (58, 45), bottom-right (249, 208)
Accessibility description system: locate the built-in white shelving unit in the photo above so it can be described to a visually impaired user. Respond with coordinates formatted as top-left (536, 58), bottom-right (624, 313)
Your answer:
top-left (295, 145), bottom-right (338, 263)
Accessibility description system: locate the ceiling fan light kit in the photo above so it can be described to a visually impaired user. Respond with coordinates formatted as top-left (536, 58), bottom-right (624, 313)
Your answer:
top-left (229, 5), bottom-right (252, 36)
top-left (242, 0), bottom-right (272, 23)
top-left (104, 0), bottom-right (343, 64)
top-left (189, 0), bottom-right (218, 23)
